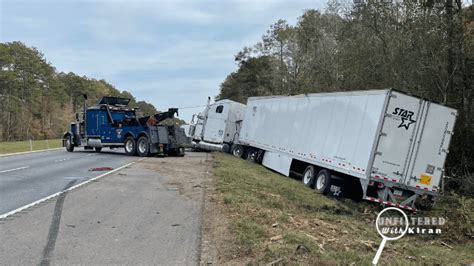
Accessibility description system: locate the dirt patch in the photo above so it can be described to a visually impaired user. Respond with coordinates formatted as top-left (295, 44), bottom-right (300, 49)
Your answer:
top-left (140, 152), bottom-right (210, 201)
top-left (139, 151), bottom-right (233, 264)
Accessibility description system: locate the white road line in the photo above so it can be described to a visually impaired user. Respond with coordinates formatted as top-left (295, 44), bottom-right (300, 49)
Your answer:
top-left (54, 158), bottom-right (70, 163)
top-left (0, 166), bottom-right (30, 174)
top-left (0, 158), bottom-right (145, 220)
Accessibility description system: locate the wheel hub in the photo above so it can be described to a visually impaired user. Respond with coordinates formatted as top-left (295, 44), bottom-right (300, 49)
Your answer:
top-left (316, 174), bottom-right (325, 190)
top-left (139, 140), bottom-right (146, 153)
top-left (126, 140), bottom-right (133, 152)
top-left (304, 171), bottom-right (312, 184)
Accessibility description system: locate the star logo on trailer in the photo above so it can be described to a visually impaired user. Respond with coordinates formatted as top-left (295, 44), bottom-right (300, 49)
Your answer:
top-left (392, 108), bottom-right (416, 130)
top-left (398, 116), bottom-right (416, 130)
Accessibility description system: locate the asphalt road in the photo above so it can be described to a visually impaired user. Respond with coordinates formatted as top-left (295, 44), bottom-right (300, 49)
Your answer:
top-left (0, 152), bottom-right (208, 265)
top-left (0, 148), bottom-right (137, 216)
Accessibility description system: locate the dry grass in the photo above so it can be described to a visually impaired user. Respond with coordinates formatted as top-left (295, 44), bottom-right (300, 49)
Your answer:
top-left (0, 139), bottom-right (62, 154)
top-left (212, 152), bottom-right (474, 265)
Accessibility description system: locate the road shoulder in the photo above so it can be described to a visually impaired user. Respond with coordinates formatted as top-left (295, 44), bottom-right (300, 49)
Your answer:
top-left (0, 152), bottom-right (210, 265)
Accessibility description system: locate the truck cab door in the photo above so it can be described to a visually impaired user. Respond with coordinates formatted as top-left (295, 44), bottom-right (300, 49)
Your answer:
top-left (98, 111), bottom-right (114, 142)
top-left (86, 110), bottom-right (100, 136)
top-left (203, 104), bottom-right (229, 143)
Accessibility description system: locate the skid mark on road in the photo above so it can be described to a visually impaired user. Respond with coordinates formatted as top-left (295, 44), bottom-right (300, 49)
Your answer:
top-left (40, 179), bottom-right (77, 266)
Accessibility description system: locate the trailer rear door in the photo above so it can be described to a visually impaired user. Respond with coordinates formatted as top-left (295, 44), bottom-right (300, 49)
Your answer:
top-left (371, 91), bottom-right (423, 183)
top-left (405, 102), bottom-right (457, 192)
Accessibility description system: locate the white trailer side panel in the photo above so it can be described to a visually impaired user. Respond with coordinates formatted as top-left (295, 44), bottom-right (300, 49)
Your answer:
top-left (239, 90), bottom-right (390, 179)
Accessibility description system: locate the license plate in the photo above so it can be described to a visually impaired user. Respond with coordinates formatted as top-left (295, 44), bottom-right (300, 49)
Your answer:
top-left (393, 189), bottom-right (403, 196)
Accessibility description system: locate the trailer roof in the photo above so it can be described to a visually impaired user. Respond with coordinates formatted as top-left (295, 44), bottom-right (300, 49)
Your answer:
top-left (246, 89), bottom-right (390, 102)
top-left (245, 88), bottom-right (457, 111)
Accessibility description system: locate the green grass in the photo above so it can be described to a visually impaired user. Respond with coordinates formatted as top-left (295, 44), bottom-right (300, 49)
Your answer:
top-left (0, 139), bottom-right (62, 154)
top-left (213, 153), bottom-right (474, 265)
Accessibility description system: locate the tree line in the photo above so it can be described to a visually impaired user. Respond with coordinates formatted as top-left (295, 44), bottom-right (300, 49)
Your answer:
top-left (218, 0), bottom-right (473, 194)
top-left (0, 41), bottom-right (158, 142)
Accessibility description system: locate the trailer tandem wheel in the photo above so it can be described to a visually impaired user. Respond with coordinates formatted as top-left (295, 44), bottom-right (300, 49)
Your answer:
top-left (314, 169), bottom-right (332, 195)
top-left (302, 165), bottom-right (316, 188)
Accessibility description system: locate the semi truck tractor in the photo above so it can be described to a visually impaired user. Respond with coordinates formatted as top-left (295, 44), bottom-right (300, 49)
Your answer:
top-left (231, 89), bottom-right (457, 211)
top-left (187, 99), bottom-right (246, 152)
top-left (63, 95), bottom-right (189, 157)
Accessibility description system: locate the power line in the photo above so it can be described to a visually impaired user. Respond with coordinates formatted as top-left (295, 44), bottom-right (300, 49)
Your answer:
top-left (175, 104), bottom-right (207, 109)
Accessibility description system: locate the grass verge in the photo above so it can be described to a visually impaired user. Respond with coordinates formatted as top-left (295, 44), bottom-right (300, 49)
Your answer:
top-left (212, 152), bottom-right (474, 265)
top-left (0, 139), bottom-right (62, 154)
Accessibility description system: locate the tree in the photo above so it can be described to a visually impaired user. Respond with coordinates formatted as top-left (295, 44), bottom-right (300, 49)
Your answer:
top-left (0, 41), bottom-right (158, 141)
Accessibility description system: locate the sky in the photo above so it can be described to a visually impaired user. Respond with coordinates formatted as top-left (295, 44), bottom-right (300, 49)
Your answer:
top-left (0, 0), bottom-right (325, 122)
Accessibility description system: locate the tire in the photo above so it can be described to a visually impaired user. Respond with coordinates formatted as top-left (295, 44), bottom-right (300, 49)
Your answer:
top-left (246, 148), bottom-right (258, 163)
top-left (231, 144), bottom-right (244, 158)
top-left (137, 136), bottom-right (150, 157)
top-left (314, 169), bottom-right (331, 194)
top-left (302, 165), bottom-right (316, 187)
top-left (222, 143), bottom-right (231, 153)
top-left (95, 147), bottom-right (102, 152)
top-left (170, 148), bottom-right (185, 157)
top-left (65, 135), bottom-right (74, 152)
top-left (124, 136), bottom-right (137, 156)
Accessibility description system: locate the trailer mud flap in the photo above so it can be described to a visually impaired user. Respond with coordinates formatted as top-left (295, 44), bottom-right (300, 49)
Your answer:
top-left (262, 151), bottom-right (292, 176)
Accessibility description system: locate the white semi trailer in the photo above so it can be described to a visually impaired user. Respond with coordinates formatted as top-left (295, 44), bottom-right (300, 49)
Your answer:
top-left (188, 99), bottom-right (246, 152)
top-left (231, 89), bottom-right (457, 211)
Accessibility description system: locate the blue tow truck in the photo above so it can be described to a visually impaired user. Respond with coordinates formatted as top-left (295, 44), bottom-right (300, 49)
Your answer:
top-left (63, 95), bottom-right (189, 157)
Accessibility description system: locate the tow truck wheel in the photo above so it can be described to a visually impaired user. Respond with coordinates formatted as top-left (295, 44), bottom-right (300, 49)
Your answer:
top-left (302, 165), bottom-right (316, 188)
top-left (314, 169), bottom-right (331, 194)
top-left (137, 136), bottom-right (150, 157)
top-left (124, 136), bottom-right (137, 156)
top-left (65, 135), bottom-right (74, 152)
top-left (95, 147), bottom-right (102, 152)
